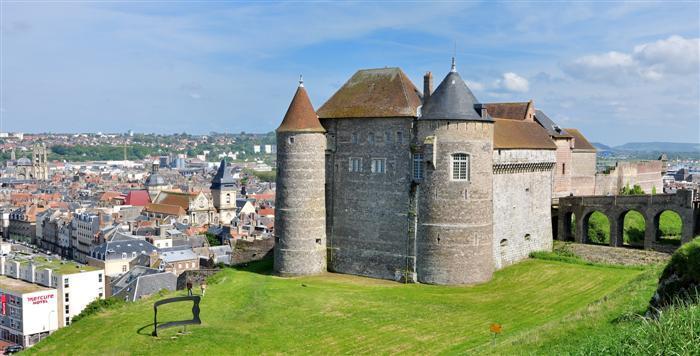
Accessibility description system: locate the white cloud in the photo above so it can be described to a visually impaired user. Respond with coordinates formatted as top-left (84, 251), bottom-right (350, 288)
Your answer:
top-left (633, 35), bottom-right (700, 74)
top-left (494, 72), bottom-right (530, 92)
top-left (562, 35), bottom-right (699, 83)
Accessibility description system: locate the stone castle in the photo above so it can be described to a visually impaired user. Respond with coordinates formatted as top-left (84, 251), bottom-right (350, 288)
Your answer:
top-left (273, 60), bottom-right (646, 285)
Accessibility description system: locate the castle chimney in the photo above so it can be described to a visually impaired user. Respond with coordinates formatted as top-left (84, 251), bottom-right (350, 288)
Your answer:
top-left (423, 72), bottom-right (433, 103)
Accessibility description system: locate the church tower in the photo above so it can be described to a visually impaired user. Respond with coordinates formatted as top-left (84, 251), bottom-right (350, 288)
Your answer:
top-left (211, 159), bottom-right (237, 225)
top-left (145, 161), bottom-right (169, 200)
top-left (415, 59), bottom-right (495, 284)
top-left (274, 78), bottom-right (327, 276)
top-left (32, 143), bottom-right (49, 180)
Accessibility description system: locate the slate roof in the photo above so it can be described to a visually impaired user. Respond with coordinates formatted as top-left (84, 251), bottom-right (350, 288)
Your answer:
top-left (145, 172), bottom-right (166, 187)
top-left (494, 119), bottom-right (557, 150)
top-left (91, 234), bottom-right (157, 261)
top-left (483, 101), bottom-right (534, 121)
top-left (277, 84), bottom-right (325, 133)
top-left (533, 110), bottom-right (573, 138)
top-left (210, 160), bottom-right (236, 190)
top-left (564, 128), bottom-right (597, 152)
top-left (160, 249), bottom-right (198, 263)
top-left (420, 62), bottom-right (491, 122)
top-left (111, 266), bottom-right (176, 302)
top-left (317, 67), bottom-right (421, 119)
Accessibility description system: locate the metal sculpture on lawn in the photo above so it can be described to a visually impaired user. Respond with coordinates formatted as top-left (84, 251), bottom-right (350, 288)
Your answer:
top-left (152, 295), bottom-right (202, 337)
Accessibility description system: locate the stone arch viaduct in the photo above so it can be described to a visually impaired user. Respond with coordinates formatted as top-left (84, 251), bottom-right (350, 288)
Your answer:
top-left (557, 189), bottom-right (699, 249)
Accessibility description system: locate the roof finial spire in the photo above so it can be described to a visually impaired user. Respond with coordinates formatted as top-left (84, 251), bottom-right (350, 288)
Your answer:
top-left (451, 41), bottom-right (457, 72)
top-left (299, 74), bottom-right (304, 87)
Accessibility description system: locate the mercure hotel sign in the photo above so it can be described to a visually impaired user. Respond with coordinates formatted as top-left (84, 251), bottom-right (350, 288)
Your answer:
top-left (26, 294), bottom-right (54, 305)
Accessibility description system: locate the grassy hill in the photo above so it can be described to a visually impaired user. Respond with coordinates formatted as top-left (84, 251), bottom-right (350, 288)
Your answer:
top-left (27, 258), bottom-right (654, 355)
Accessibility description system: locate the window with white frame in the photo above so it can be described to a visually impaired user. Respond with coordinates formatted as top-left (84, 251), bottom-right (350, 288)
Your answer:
top-left (351, 133), bottom-right (358, 144)
top-left (451, 153), bottom-right (469, 181)
top-left (349, 157), bottom-right (362, 172)
top-left (384, 132), bottom-right (392, 143)
top-left (413, 153), bottom-right (424, 180)
top-left (367, 133), bottom-right (375, 145)
top-left (371, 158), bottom-right (386, 173)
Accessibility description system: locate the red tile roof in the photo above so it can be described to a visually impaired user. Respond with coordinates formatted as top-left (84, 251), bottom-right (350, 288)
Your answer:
top-left (125, 190), bottom-right (150, 206)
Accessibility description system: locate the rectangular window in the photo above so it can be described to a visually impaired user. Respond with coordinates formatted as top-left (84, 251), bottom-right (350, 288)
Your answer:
top-left (384, 132), bottom-right (392, 143)
top-left (65, 317), bottom-right (70, 325)
top-left (65, 293), bottom-right (69, 303)
top-left (367, 133), bottom-right (375, 145)
top-left (65, 305), bottom-right (70, 314)
top-left (122, 265), bottom-right (127, 272)
top-left (562, 163), bottom-right (566, 175)
top-left (351, 133), bottom-right (358, 144)
top-left (349, 157), bottom-right (363, 172)
top-left (63, 278), bottom-right (69, 288)
top-left (452, 153), bottom-right (469, 181)
top-left (396, 131), bottom-right (403, 144)
top-left (98, 274), bottom-right (103, 283)
top-left (413, 153), bottom-right (424, 180)
top-left (371, 158), bottom-right (386, 173)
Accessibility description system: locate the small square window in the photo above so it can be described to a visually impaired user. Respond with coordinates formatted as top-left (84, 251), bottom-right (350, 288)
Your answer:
top-left (288, 137), bottom-right (295, 144)
top-left (371, 158), bottom-right (386, 173)
top-left (349, 157), bottom-right (363, 172)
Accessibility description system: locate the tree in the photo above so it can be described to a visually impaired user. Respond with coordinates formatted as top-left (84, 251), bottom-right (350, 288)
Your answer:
top-left (620, 183), bottom-right (645, 196)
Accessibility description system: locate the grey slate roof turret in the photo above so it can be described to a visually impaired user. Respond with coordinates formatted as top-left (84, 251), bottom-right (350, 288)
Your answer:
top-left (420, 59), bottom-right (492, 122)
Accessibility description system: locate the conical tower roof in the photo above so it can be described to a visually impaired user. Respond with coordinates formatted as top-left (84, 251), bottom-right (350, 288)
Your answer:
top-left (211, 159), bottom-right (234, 190)
top-left (277, 80), bottom-right (325, 133)
top-left (420, 59), bottom-right (492, 122)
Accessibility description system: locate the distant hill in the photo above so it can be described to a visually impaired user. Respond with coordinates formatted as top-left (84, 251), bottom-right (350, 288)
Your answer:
top-left (591, 142), bottom-right (699, 153)
top-left (613, 142), bottom-right (700, 153)
top-left (592, 142), bottom-right (612, 151)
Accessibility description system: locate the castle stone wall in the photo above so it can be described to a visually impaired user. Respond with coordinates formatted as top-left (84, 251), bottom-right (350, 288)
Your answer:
top-left (273, 131), bottom-right (327, 276)
top-left (322, 118), bottom-right (413, 281)
top-left (595, 160), bottom-right (663, 195)
top-left (492, 149), bottom-right (555, 269)
top-left (416, 120), bottom-right (494, 285)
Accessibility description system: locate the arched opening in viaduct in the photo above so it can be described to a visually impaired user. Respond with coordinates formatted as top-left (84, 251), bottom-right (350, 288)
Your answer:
top-left (583, 211), bottom-right (610, 245)
top-left (562, 212), bottom-right (576, 242)
top-left (618, 210), bottom-right (645, 248)
top-left (654, 210), bottom-right (683, 246)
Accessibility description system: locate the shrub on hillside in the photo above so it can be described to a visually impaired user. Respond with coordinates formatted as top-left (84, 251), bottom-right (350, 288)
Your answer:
top-left (649, 237), bottom-right (700, 312)
top-left (71, 297), bottom-right (125, 323)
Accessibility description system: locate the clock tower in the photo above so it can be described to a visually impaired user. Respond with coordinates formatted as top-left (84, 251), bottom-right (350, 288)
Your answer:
top-left (211, 160), bottom-right (237, 225)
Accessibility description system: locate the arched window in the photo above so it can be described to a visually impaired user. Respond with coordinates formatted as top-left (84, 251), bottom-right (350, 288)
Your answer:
top-left (451, 153), bottom-right (469, 181)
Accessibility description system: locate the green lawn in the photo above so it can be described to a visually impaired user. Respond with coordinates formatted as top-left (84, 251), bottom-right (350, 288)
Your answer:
top-left (29, 259), bottom-right (647, 355)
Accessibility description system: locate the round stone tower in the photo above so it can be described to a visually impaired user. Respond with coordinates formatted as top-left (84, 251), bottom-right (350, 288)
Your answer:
top-left (415, 59), bottom-right (495, 285)
top-left (274, 78), bottom-right (327, 276)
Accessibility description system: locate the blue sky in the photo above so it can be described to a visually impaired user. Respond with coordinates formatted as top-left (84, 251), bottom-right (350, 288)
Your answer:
top-left (1, 1), bottom-right (698, 145)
